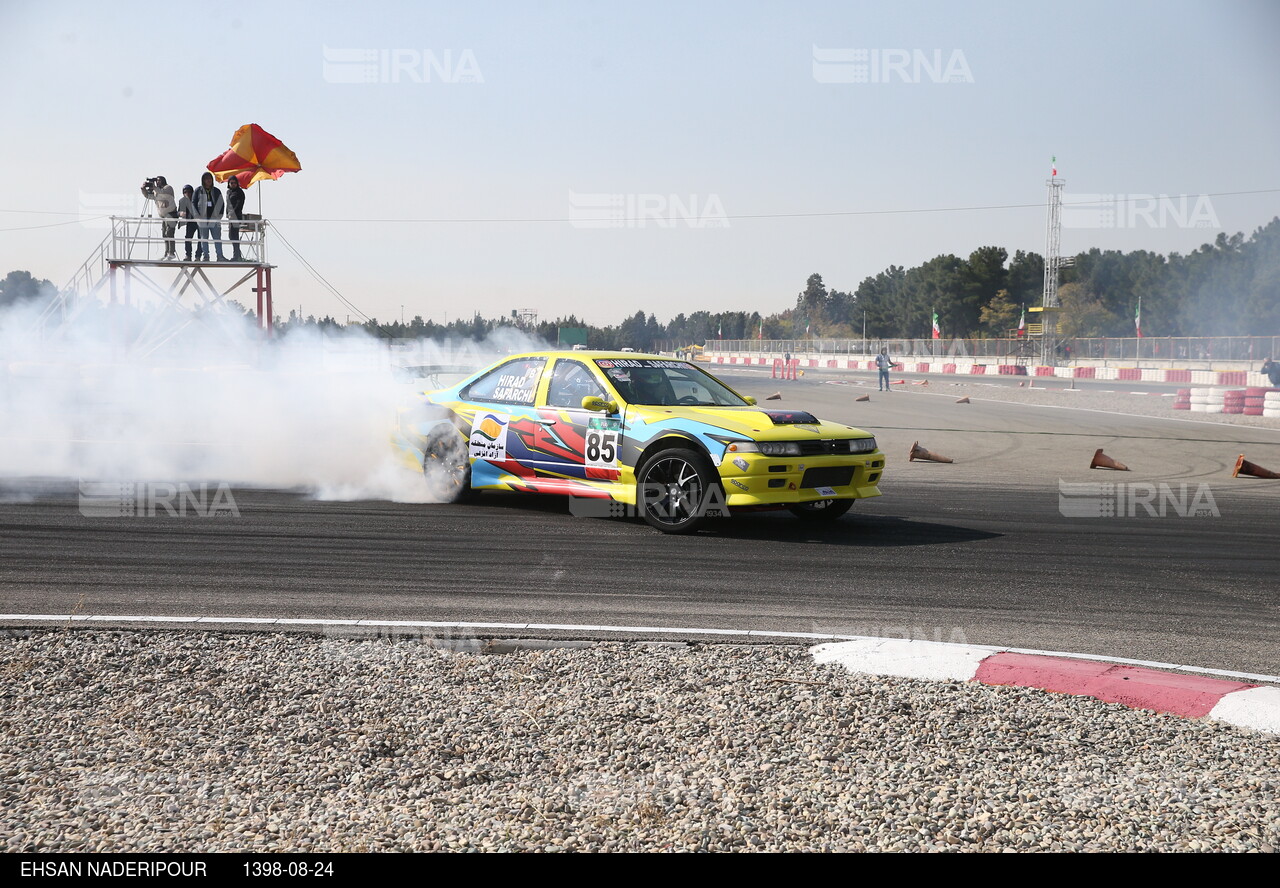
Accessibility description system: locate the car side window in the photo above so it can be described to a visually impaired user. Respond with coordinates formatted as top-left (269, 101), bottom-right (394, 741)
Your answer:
top-left (547, 360), bottom-right (606, 408)
top-left (672, 376), bottom-right (714, 402)
top-left (464, 358), bottom-right (546, 406)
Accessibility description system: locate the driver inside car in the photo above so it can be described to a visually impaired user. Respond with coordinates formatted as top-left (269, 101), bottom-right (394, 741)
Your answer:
top-left (630, 368), bottom-right (675, 405)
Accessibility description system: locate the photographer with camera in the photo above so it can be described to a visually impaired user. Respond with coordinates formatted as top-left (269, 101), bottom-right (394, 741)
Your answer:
top-left (141, 176), bottom-right (179, 260)
top-left (192, 172), bottom-right (226, 262)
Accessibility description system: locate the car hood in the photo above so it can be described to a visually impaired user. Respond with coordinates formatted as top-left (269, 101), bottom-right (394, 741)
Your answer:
top-left (630, 405), bottom-right (872, 440)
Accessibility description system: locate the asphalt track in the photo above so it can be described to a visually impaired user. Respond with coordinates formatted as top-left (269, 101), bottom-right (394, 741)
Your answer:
top-left (1, 369), bottom-right (1278, 675)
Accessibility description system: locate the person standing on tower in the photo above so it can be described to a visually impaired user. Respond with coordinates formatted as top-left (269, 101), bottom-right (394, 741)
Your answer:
top-left (177, 185), bottom-right (198, 261)
top-left (225, 176), bottom-right (245, 262)
top-left (142, 176), bottom-right (179, 260)
top-left (193, 172), bottom-right (226, 262)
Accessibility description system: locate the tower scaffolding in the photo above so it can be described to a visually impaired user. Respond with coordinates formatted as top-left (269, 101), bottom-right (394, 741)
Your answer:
top-left (1037, 170), bottom-right (1065, 366)
top-left (37, 214), bottom-right (276, 358)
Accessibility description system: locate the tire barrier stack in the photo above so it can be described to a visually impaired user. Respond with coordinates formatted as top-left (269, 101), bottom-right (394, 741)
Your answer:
top-left (1242, 388), bottom-right (1267, 416)
top-left (1266, 390), bottom-right (1280, 419)
top-left (1189, 387), bottom-right (1227, 413)
top-left (1186, 386), bottom-right (1280, 417)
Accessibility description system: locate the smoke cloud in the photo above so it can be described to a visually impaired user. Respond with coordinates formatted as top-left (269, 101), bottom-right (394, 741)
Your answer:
top-left (0, 297), bottom-right (548, 502)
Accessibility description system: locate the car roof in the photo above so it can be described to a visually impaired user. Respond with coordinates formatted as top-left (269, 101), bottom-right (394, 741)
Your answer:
top-left (510, 350), bottom-right (677, 361)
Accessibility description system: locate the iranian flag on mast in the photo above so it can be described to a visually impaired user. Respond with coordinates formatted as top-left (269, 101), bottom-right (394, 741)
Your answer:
top-left (1051, 155), bottom-right (1057, 177)
top-left (931, 310), bottom-right (941, 340)
top-left (1135, 296), bottom-right (1143, 338)
top-left (1017, 305), bottom-right (1026, 338)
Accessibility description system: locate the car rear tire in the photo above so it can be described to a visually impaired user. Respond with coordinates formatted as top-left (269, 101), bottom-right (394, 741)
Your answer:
top-left (635, 446), bottom-right (723, 534)
top-left (788, 499), bottom-right (854, 521)
top-left (422, 428), bottom-right (472, 503)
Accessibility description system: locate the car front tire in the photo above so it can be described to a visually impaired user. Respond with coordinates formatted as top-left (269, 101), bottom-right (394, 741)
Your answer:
top-left (635, 446), bottom-right (723, 534)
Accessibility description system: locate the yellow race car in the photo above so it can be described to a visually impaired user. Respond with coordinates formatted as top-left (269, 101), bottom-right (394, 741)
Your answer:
top-left (396, 351), bottom-right (883, 533)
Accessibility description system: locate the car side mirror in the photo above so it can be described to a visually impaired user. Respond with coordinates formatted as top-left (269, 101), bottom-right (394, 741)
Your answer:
top-left (581, 395), bottom-right (619, 414)
top-left (743, 396), bottom-right (757, 406)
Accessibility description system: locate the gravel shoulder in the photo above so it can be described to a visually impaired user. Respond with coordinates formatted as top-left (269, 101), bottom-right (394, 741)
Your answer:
top-left (4, 630), bottom-right (1278, 853)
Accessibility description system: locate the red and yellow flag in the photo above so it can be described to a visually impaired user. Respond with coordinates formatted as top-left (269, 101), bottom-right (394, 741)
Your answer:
top-left (207, 124), bottom-right (302, 188)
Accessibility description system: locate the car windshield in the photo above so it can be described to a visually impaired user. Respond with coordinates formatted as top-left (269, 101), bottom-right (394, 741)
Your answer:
top-left (595, 359), bottom-right (749, 407)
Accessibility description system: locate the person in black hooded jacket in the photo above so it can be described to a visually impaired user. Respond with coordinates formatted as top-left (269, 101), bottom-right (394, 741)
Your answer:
top-left (226, 176), bottom-right (246, 262)
top-left (1262, 358), bottom-right (1280, 387)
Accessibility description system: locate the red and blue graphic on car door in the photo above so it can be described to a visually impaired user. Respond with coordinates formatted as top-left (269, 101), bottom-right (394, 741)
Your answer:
top-left (464, 405), bottom-right (622, 496)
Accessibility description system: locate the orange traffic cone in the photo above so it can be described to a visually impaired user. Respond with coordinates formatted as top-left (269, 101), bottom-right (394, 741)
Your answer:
top-left (1090, 449), bottom-right (1129, 471)
top-left (1233, 454), bottom-right (1280, 479)
top-left (855, 394), bottom-right (870, 402)
top-left (766, 392), bottom-right (782, 400)
top-left (955, 396), bottom-right (970, 404)
top-left (909, 441), bottom-right (954, 463)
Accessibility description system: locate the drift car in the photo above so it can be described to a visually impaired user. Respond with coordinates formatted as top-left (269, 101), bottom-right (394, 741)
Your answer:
top-left (395, 351), bottom-right (884, 533)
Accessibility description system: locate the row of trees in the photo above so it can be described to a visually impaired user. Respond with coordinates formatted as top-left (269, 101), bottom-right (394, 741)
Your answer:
top-left (0, 270), bottom-right (56, 310)
top-left (799, 218), bottom-right (1280, 340)
top-left (543, 216), bottom-right (1279, 345)
top-left (6, 217), bottom-right (1277, 347)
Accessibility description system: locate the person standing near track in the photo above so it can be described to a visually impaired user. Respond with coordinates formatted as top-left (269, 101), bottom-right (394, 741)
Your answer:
top-left (1262, 357), bottom-right (1280, 387)
top-left (875, 348), bottom-right (900, 391)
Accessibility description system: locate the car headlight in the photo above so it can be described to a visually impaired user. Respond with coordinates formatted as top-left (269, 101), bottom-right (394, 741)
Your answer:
top-left (848, 437), bottom-right (877, 454)
top-left (726, 441), bottom-right (802, 456)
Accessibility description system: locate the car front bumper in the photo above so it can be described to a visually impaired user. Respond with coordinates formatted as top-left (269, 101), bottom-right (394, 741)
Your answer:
top-left (714, 450), bottom-right (884, 507)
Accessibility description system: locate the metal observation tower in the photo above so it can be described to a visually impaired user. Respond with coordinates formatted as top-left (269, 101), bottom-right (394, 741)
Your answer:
top-left (1033, 162), bottom-right (1071, 366)
top-left (35, 211), bottom-right (276, 356)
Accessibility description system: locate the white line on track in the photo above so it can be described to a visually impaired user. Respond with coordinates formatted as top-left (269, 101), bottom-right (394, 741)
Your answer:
top-left (3, 613), bottom-right (1277, 685)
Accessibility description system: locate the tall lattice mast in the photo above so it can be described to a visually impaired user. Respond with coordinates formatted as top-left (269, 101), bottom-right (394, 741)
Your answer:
top-left (1040, 157), bottom-right (1065, 365)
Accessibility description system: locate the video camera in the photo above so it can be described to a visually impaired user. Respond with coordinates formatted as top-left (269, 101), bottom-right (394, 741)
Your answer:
top-left (140, 176), bottom-right (163, 198)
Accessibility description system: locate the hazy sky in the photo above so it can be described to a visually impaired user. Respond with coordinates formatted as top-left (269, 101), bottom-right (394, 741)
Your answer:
top-left (2, 0), bottom-right (1278, 327)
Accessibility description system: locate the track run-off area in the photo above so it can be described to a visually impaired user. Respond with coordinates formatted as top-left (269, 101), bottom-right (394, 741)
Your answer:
top-left (2, 368), bottom-right (1278, 676)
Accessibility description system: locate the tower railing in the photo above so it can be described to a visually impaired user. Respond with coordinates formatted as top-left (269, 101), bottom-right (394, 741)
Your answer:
top-left (108, 215), bottom-right (270, 265)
